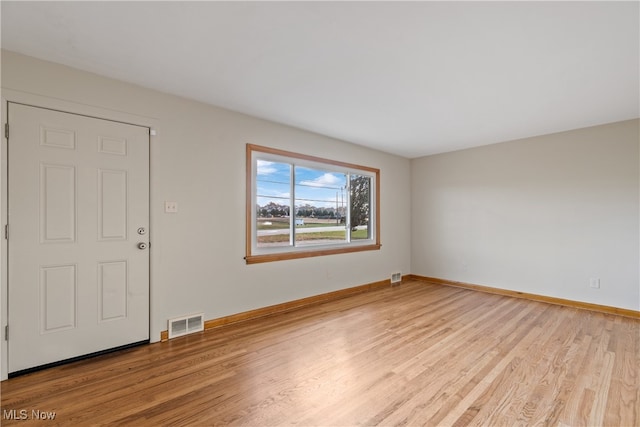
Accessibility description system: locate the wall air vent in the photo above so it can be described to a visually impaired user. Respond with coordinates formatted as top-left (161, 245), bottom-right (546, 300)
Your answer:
top-left (391, 272), bottom-right (402, 284)
top-left (168, 313), bottom-right (204, 339)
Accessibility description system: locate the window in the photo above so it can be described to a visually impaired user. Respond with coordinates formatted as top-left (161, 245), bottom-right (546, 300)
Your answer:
top-left (246, 144), bottom-right (380, 264)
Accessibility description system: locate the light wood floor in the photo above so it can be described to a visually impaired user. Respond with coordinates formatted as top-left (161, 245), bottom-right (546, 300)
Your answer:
top-left (1, 280), bottom-right (638, 426)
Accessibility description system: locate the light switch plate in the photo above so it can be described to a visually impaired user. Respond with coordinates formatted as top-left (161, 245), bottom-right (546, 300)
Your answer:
top-left (165, 201), bottom-right (178, 213)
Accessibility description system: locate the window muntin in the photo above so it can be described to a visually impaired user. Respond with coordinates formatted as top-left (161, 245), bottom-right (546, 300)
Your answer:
top-left (246, 144), bottom-right (380, 263)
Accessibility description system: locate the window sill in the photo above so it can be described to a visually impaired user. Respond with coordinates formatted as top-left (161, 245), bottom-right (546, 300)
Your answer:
top-left (245, 243), bottom-right (381, 264)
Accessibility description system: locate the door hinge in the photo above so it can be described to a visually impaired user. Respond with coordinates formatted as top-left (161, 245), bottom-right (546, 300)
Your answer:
top-left (4, 123), bottom-right (8, 139)
top-left (4, 224), bottom-right (7, 240)
top-left (5, 325), bottom-right (8, 341)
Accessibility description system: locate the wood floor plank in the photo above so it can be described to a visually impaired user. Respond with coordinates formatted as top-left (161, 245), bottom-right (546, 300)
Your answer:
top-left (1, 280), bottom-right (638, 426)
top-left (603, 318), bottom-right (639, 426)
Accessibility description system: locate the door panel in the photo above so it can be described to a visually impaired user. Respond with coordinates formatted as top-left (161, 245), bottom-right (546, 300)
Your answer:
top-left (98, 260), bottom-right (128, 322)
top-left (40, 264), bottom-right (77, 333)
top-left (98, 169), bottom-right (128, 240)
top-left (8, 103), bottom-right (150, 373)
top-left (40, 163), bottom-right (76, 242)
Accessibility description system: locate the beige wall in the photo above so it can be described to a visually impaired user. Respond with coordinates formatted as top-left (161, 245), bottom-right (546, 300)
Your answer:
top-left (411, 119), bottom-right (640, 310)
top-left (0, 51), bottom-right (412, 351)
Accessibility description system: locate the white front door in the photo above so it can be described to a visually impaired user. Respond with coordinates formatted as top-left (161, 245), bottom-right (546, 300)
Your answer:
top-left (7, 103), bottom-right (150, 374)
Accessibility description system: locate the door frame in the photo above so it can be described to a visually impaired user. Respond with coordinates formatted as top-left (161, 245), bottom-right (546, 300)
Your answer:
top-left (1, 89), bottom-right (160, 380)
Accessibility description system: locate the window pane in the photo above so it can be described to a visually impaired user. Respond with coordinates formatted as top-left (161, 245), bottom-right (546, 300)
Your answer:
top-left (256, 160), bottom-right (291, 248)
top-left (350, 174), bottom-right (371, 241)
top-left (294, 166), bottom-right (347, 246)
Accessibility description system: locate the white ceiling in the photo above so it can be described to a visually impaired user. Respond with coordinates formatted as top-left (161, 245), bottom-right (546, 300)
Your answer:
top-left (2, 1), bottom-right (638, 158)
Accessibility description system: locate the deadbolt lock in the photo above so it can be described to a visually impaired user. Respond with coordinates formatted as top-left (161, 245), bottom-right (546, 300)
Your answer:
top-left (137, 227), bottom-right (147, 235)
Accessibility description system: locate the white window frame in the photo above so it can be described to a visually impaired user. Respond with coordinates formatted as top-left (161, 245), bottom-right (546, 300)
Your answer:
top-left (246, 144), bottom-right (381, 264)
